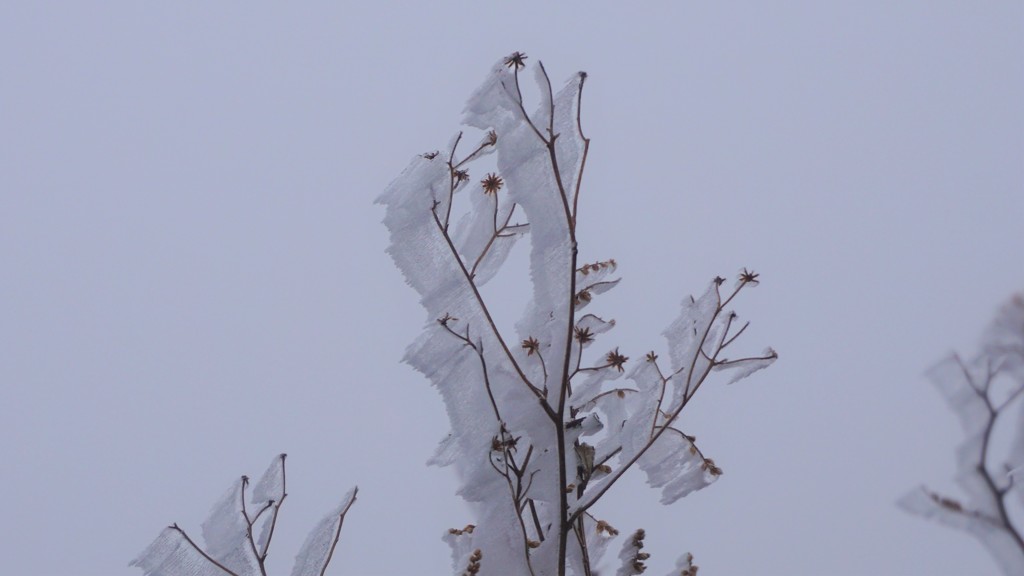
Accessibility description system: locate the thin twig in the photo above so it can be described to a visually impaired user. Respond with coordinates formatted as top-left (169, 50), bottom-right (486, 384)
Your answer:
top-left (715, 351), bottom-right (778, 368)
top-left (955, 356), bottom-right (1024, 551)
top-left (258, 454), bottom-right (287, 561)
top-left (505, 65), bottom-right (548, 144)
top-left (439, 321), bottom-right (503, 422)
top-left (528, 498), bottom-right (545, 543)
top-left (720, 281), bottom-right (748, 310)
top-left (442, 132), bottom-right (464, 231)
top-left (316, 488), bottom-right (359, 576)
top-left (168, 524), bottom-right (240, 576)
top-left (441, 317), bottom-right (538, 574)
top-left (571, 73), bottom-right (590, 230)
top-left (535, 346), bottom-right (550, 390)
top-left (721, 320), bottom-right (750, 350)
top-left (453, 137), bottom-right (496, 169)
top-left (430, 204), bottom-right (554, 419)
top-left (571, 301), bottom-right (724, 522)
top-left (238, 476), bottom-right (267, 576)
top-left (470, 201), bottom-right (522, 279)
top-left (539, 61), bottom-right (556, 137)
top-left (573, 516), bottom-right (593, 576)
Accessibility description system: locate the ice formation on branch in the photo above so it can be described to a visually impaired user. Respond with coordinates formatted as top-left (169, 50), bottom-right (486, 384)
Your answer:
top-left (132, 455), bottom-right (357, 576)
top-left (900, 294), bottom-right (1024, 575)
top-left (379, 53), bottom-right (775, 576)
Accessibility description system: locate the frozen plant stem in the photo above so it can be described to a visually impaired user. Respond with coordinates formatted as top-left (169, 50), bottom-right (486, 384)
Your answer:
top-left (901, 293), bottom-right (1024, 575)
top-left (131, 455), bottom-right (358, 576)
top-left (380, 53), bottom-right (775, 576)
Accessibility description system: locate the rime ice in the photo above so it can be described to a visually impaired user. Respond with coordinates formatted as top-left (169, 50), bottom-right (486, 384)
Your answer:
top-left (900, 293), bottom-right (1024, 575)
top-left (379, 55), bottom-right (774, 576)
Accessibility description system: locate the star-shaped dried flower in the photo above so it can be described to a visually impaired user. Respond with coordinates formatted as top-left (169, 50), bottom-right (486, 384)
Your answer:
top-left (605, 348), bottom-right (628, 372)
top-left (480, 173), bottom-right (503, 194)
top-left (522, 336), bottom-right (540, 356)
top-left (485, 130), bottom-right (498, 146)
top-left (739, 268), bottom-right (760, 285)
top-left (574, 325), bottom-right (594, 345)
top-left (452, 169), bottom-right (469, 183)
top-left (504, 51), bottom-right (527, 70)
top-left (491, 434), bottom-right (518, 452)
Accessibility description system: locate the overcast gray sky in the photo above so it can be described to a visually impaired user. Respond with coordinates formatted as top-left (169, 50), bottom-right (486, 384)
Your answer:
top-left (2, 2), bottom-right (1022, 575)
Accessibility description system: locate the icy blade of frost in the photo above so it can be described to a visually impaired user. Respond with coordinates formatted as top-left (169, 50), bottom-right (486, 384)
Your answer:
top-left (663, 282), bottom-right (722, 411)
top-left (131, 527), bottom-right (236, 576)
top-left (251, 455), bottom-right (286, 554)
top-left (578, 359), bottom-right (713, 510)
top-left (712, 347), bottom-right (777, 385)
top-left (452, 188), bottom-right (526, 287)
top-left (637, 430), bottom-right (718, 504)
top-left (926, 354), bottom-right (1007, 519)
top-left (502, 73), bottom-right (588, 409)
top-left (928, 355), bottom-right (990, 436)
top-left (441, 496), bottom-right (536, 576)
top-left (200, 481), bottom-right (258, 576)
top-left (984, 293), bottom-right (1024, 376)
top-left (898, 487), bottom-right (1024, 574)
top-left (290, 488), bottom-right (358, 576)
top-left (252, 454), bottom-right (285, 507)
top-left (462, 59), bottom-right (519, 133)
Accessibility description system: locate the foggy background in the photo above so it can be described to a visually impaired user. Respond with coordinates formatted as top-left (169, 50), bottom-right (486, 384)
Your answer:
top-left (2, 2), bottom-right (1022, 575)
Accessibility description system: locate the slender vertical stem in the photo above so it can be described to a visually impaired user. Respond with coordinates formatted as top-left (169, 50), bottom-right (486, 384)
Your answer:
top-left (571, 72), bottom-right (590, 229)
top-left (238, 477), bottom-right (267, 576)
top-left (317, 488), bottom-right (359, 576)
top-left (258, 454), bottom-right (287, 561)
top-left (956, 357), bottom-right (1024, 552)
top-left (430, 205), bottom-right (554, 418)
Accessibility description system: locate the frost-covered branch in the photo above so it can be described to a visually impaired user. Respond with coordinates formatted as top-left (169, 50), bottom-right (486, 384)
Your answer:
top-left (380, 53), bottom-right (774, 576)
top-left (132, 455), bottom-right (357, 576)
top-left (167, 523), bottom-right (240, 576)
top-left (901, 293), bottom-right (1024, 575)
top-left (428, 138), bottom-right (548, 408)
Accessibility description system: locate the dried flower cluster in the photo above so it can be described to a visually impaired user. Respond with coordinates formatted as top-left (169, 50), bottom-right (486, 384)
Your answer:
top-left (462, 549), bottom-right (483, 576)
top-left (618, 529), bottom-right (650, 575)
